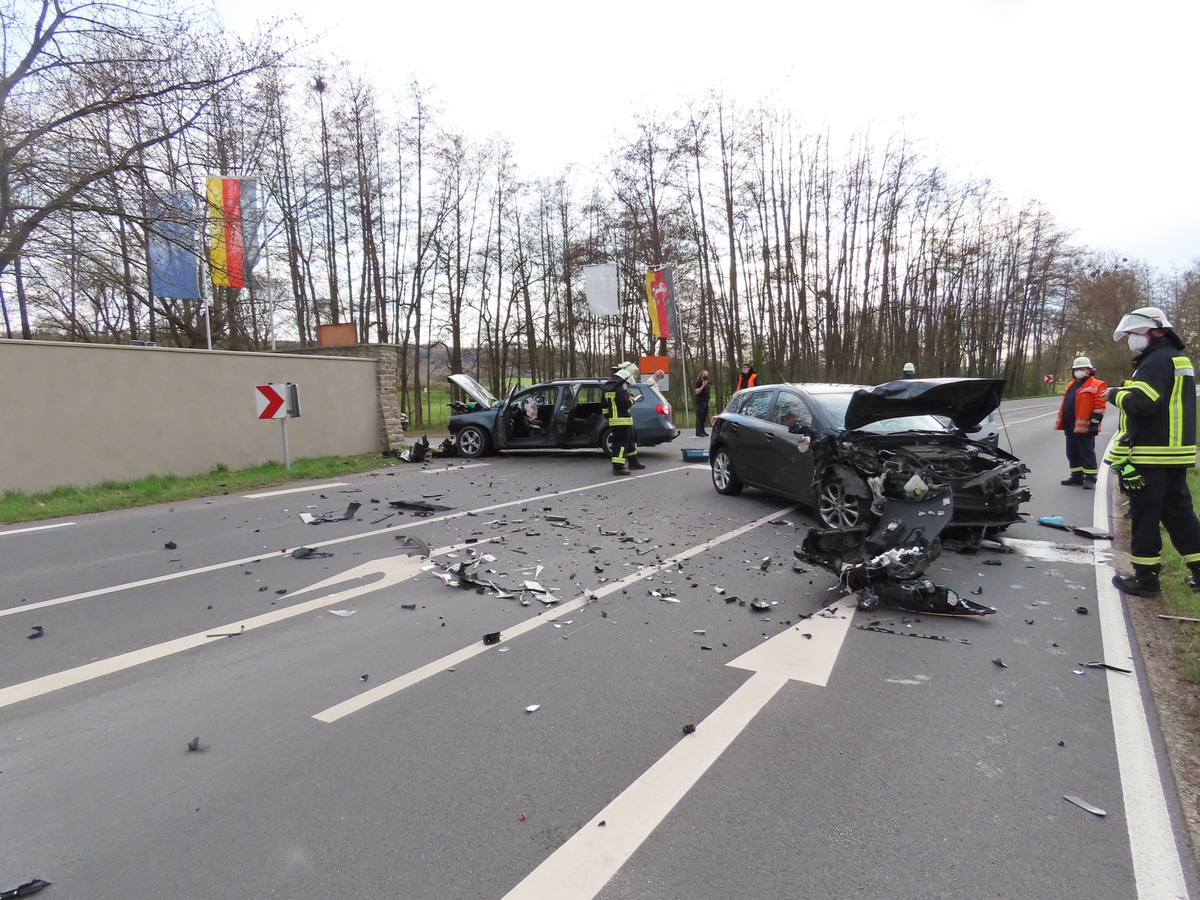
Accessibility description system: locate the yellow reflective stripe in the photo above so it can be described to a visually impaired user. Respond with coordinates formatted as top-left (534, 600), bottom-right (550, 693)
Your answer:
top-left (1119, 380), bottom-right (1159, 403)
top-left (1174, 356), bottom-right (1195, 376)
top-left (1182, 552), bottom-right (1200, 565)
top-left (1128, 447), bottom-right (1197, 465)
top-left (1130, 554), bottom-right (1162, 566)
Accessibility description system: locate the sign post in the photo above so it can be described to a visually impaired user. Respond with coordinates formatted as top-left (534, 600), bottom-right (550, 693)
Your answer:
top-left (255, 383), bottom-right (300, 469)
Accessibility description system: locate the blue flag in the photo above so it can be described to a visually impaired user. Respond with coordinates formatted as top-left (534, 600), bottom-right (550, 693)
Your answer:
top-left (148, 194), bottom-right (200, 299)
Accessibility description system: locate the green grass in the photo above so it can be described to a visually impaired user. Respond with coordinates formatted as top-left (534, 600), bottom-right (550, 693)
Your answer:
top-left (1158, 466), bottom-right (1200, 681)
top-left (0, 453), bottom-right (401, 525)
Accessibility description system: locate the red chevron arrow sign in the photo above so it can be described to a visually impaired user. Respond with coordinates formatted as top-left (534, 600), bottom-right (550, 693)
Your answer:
top-left (255, 384), bottom-right (287, 419)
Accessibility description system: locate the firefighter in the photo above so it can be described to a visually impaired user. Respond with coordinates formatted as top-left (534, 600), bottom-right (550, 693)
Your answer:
top-left (1054, 356), bottom-right (1107, 489)
top-left (901, 362), bottom-right (916, 378)
top-left (603, 362), bottom-right (642, 476)
top-left (1106, 307), bottom-right (1200, 597)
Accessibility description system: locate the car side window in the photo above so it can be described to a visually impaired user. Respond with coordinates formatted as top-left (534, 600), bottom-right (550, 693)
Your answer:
top-left (742, 390), bottom-right (775, 421)
top-left (773, 391), bottom-right (813, 428)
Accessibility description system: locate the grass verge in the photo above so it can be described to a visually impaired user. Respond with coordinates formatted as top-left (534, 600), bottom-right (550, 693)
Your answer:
top-left (1157, 467), bottom-right (1200, 681)
top-left (0, 453), bottom-right (402, 525)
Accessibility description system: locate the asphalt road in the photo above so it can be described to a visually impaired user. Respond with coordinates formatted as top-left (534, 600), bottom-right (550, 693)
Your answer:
top-left (1, 396), bottom-right (1196, 899)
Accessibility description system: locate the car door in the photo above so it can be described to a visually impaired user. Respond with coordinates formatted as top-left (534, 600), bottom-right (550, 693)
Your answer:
top-left (730, 388), bottom-right (777, 489)
top-left (762, 389), bottom-right (817, 501)
top-left (550, 383), bottom-right (577, 445)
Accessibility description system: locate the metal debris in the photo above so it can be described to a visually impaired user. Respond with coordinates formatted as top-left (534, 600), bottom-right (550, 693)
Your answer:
top-left (1, 879), bottom-right (51, 898)
top-left (1080, 661), bottom-right (1131, 674)
top-left (393, 535), bottom-right (431, 558)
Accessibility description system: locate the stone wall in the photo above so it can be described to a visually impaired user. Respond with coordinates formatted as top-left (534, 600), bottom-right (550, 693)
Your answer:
top-left (288, 344), bottom-right (406, 451)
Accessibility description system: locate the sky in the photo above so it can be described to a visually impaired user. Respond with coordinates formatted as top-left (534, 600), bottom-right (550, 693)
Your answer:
top-left (217, 0), bottom-right (1199, 274)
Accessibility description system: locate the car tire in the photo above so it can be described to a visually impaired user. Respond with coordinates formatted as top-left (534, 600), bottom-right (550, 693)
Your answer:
top-left (456, 425), bottom-right (490, 459)
top-left (817, 477), bottom-right (865, 529)
top-left (711, 447), bottom-right (743, 495)
top-left (600, 427), bottom-right (617, 457)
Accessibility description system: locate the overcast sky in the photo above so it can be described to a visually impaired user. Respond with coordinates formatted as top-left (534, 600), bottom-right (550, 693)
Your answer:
top-left (218, 0), bottom-right (1197, 273)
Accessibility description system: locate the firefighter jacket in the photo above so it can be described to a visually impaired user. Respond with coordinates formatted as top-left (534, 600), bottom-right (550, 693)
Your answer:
top-left (1103, 340), bottom-right (1198, 468)
top-left (602, 376), bottom-right (634, 426)
top-left (1054, 374), bottom-right (1107, 435)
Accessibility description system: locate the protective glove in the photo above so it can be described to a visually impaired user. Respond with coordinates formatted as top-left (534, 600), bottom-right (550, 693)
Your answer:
top-left (1114, 461), bottom-right (1145, 493)
top-left (1089, 415), bottom-right (1103, 433)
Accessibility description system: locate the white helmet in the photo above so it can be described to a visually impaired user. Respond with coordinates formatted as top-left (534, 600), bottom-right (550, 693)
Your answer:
top-left (902, 362), bottom-right (915, 374)
top-left (1113, 307), bottom-right (1173, 340)
top-left (617, 361), bottom-right (638, 385)
top-left (1072, 356), bottom-right (1094, 370)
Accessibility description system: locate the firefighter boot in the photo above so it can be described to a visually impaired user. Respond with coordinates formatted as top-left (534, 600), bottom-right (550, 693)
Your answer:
top-left (627, 456), bottom-right (646, 470)
top-left (612, 463), bottom-right (630, 476)
top-left (1112, 564), bottom-right (1161, 598)
top-left (1186, 564), bottom-right (1200, 593)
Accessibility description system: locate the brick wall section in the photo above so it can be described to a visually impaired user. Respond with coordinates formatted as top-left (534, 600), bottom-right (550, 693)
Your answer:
top-left (289, 344), bottom-right (406, 451)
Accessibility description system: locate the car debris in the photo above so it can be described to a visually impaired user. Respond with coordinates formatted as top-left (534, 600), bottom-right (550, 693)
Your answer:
top-left (1063, 795), bottom-right (1106, 817)
top-left (187, 737), bottom-right (208, 752)
top-left (389, 499), bottom-right (453, 512)
top-left (1080, 661), bottom-right (1131, 673)
top-left (300, 501), bottom-right (361, 525)
top-left (393, 535), bottom-right (431, 558)
top-left (292, 546), bottom-right (333, 559)
top-left (27, 625), bottom-right (43, 639)
top-left (798, 488), bottom-right (996, 616)
top-left (1036, 516), bottom-right (1113, 540)
top-left (0, 878), bottom-right (51, 898)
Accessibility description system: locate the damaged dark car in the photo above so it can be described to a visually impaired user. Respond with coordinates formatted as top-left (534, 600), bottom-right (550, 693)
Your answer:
top-left (709, 378), bottom-right (1029, 540)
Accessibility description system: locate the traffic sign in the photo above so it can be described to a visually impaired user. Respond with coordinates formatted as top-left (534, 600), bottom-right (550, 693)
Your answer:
top-left (255, 384), bottom-right (287, 419)
top-left (1044, 374), bottom-right (1053, 384)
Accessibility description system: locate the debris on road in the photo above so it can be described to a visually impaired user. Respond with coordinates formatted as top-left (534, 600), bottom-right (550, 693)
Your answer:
top-left (1063, 795), bottom-right (1106, 817)
top-left (27, 625), bottom-right (43, 639)
top-left (1080, 661), bottom-right (1132, 674)
top-left (292, 546), bottom-right (334, 559)
top-left (0, 878), bottom-right (51, 898)
top-left (389, 499), bottom-right (453, 512)
top-left (164, 541), bottom-right (177, 549)
top-left (187, 737), bottom-right (208, 752)
top-left (525, 704), bottom-right (540, 713)
top-left (300, 501), bottom-right (361, 525)
top-left (328, 610), bottom-right (356, 617)
top-left (393, 534), bottom-right (431, 558)
top-left (483, 631), bottom-right (501, 645)
top-left (682, 724), bottom-right (696, 735)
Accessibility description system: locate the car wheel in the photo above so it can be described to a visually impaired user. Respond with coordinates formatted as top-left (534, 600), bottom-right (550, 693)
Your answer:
top-left (817, 477), bottom-right (864, 528)
top-left (600, 427), bottom-right (616, 457)
top-left (711, 447), bottom-right (743, 495)
top-left (456, 425), bottom-right (490, 459)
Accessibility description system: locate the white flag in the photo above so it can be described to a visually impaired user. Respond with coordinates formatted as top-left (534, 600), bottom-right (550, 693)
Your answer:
top-left (583, 264), bottom-right (619, 317)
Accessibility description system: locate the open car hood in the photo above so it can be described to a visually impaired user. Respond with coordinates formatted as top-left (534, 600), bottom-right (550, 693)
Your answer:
top-left (844, 377), bottom-right (1005, 431)
top-left (449, 373), bottom-right (500, 409)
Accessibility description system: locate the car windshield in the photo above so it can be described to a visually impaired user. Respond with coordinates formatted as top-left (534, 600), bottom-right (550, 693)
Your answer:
top-left (811, 392), bottom-right (947, 434)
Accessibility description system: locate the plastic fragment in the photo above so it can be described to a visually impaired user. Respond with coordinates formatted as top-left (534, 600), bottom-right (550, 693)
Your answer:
top-left (187, 736), bottom-right (208, 752)
top-left (1075, 606), bottom-right (1089, 615)
top-left (682, 724), bottom-right (696, 735)
top-left (525, 704), bottom-right (540, 713)
top-left (992, 658), bottom-right (1007, 668)
top-left (483, 631), bottom-right (501, 645)
top-left (994, 699), bottom-right (1003, 706)
top-left (1063, 795), bottom-right (1106, 817)
top-left (27, 626), bottom-right (43, 639)
top-left (1, 878), bottom-right (52, 898)
top-left (1081, 661), bottom-right (1131, 673)
top-left (328, 609), bottom-right (356, 617)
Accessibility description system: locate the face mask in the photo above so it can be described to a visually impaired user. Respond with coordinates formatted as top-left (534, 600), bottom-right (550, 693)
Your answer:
top-left (1127, 333), bottom-right (1150, 352)
top-left (1073, 369), bottom-right (1088, 379)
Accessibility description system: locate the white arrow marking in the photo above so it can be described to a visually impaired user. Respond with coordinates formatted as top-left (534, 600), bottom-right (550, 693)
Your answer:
top-left (502, 606), bottom-right (854, 900)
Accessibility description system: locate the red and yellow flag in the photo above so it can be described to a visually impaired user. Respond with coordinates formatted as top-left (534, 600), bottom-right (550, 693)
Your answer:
top-left (206, 177), bottom-right (257, 289)
top-left (645, 265), bottom-right (673, 340)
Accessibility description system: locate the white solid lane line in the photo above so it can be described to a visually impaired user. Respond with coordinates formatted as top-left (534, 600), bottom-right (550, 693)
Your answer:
top-left (504, 606), bottom-right (854, 900)
top-left (242, 482), bottom-right (348, 498)
top-left (0, 464), bottom-right (697, 619)
top-left (0, 522), bottom-right (75, 537)
top-left (313, 502), bottom-right (800, 723)
top-left (1092, 464), bottom-right (1189, 899)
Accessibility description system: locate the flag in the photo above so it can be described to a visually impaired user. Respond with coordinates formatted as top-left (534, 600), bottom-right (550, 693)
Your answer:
top-left (147, 193), bottom-right (199, 299)
top-left (206, 177), bottom-right (259, 289)
top-left (583, 263), bottom-right (619, 317)
top-left (645, 265), bottom-right (678, 340)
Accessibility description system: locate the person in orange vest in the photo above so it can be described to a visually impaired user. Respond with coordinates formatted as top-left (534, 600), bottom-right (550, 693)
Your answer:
top-left (735, 361), bottom-right (758, 392)
top-left (1054, 356), bottom-right (1107, 489)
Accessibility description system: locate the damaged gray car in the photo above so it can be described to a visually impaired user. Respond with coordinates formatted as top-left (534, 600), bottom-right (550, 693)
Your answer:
top-left (709, 378), bottom-right (1029, 540)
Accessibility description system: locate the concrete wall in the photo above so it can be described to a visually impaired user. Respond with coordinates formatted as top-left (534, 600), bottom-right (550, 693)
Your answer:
top-left (0, 340), bottom-right (381, 494)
